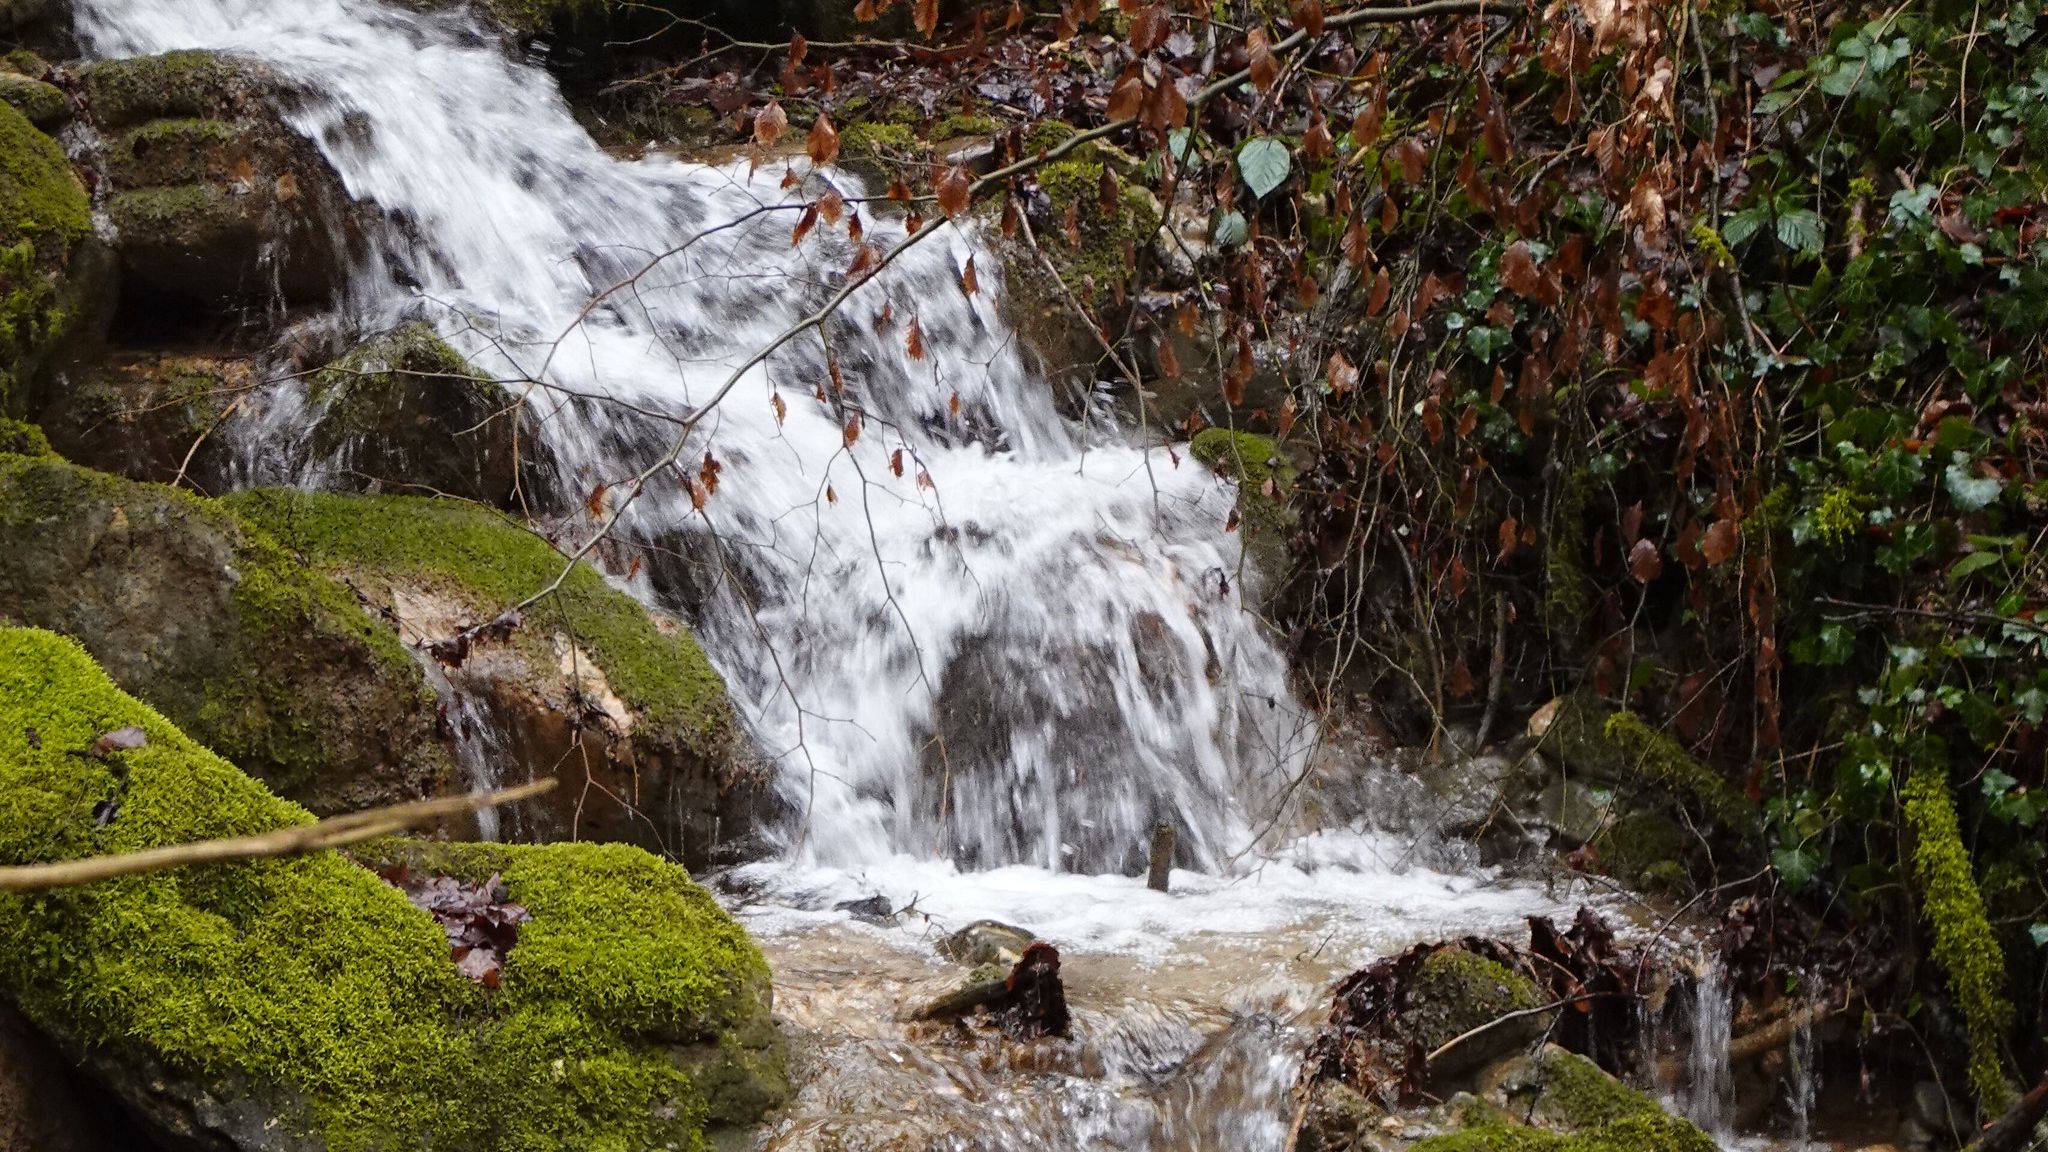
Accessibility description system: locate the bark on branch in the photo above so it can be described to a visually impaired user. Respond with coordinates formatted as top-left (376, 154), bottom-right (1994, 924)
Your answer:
top-left (0, 779), bottom-right (557, 891)
top-left (1965, 1073), bottom-right (2048, 1152)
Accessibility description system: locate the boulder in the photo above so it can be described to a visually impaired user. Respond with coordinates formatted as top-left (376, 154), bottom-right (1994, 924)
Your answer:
top-left (0, 73), bottom-right (64, 130)
top-left (296, 322), bottom-right (556, 509)
top-left (79, 50), bottom-right (356, 315)
top-left (0, 451), bottom-right (455, 811)
top-left (0, 625), bottom-right (788, 1151)
top-left (0, 101), bottom-right (108, 414)
top-left (1402, 946), bottom-right (1549, 1078)
top-left (227, 488), bottom-right (773, 869)
top-left (1190, 427), bottom-right (1294, 594)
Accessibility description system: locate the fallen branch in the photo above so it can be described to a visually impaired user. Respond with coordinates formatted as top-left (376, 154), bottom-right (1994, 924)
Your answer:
top-left (0, 780), bottom-right (557, 891)
top-left (1964, 1072), bottom-right (2048, 1152)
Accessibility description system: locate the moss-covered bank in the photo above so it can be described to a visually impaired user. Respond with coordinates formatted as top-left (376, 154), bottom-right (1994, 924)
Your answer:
top-left (0, 100), bottom-right (94, 412)
top-left (0, 626), bottom-right (785, 1150)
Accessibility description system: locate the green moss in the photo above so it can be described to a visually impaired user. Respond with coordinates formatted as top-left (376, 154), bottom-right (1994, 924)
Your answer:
top-left (0, 73), bottom-right (66, 129)
top-left (79, 50), bottom-right (244, 129)
top-left (1902, 768), bottom-right (2016, 1112)
top-left (0, 416), bottom-right (49, 455)
top-left (1602, 712), bottom-right (1754, 831)
top-left (1191, 428), bottom-right (1285, 490)
top-left (840, 120), bottom-right (918, 158)
top-left (0, 627), bottom-right (781, 1150)
top-left (1415, 1113), bottom-right (1717, 1152)
top-left (1811, 486), bottom-right (1865, 549)
top-left (226, 489), bottom-right (735, 750)
top-left (1528, 1049), bottom-right (1659, 1130)
top-left (933, 112), bottom-right (1000, 138)
top-left (0, 103), bottom-right (90, 410)
top-left (1402, 947), bottom-right (1544, 1056)
top-left (108, 184), bottom-right (245, 245)
top-left (1591, 810), bottom-right (1687, 887)
top-left (1034, 156), bottom-right (1160, 291)
top-left (109, 118), bottom-right (241, 187)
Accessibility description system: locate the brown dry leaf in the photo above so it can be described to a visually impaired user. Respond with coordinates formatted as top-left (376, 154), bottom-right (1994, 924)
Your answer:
top-left (1247, 26), bottom-right (1278, 90)
top-left (1498, 516), bottom-right (1520, 560)
top-left (1628, 538), bottom-right (1664, 583)
top-left (1499, 240), bottom-right (1545, 300)
top-left (818, 189), bottom-right (845, 226)
top-left (1130, 3), bottom-right (1170, 51)
top-left (1293, 0), bottom-right (1325, 35)
top-left (906, 318), bottom-right (926, 359)
top-left (890, 448), bottom-right (905, 477)
top-left (1701, 519), bottom-right (1739, 565)
top-left (1353, 84), bottom-right (1387, 147)
top-left (274, 171), bottom-right (299, 203)
top-left (960, 254), bottom-right (978, 296)
top-left (1157, 334), bottom-right (1182, 378)
top-left (937, 165), bottom-right (972, 219)
top-left (1366, 268), bottom-right (1391, 316)
top-left (914, 0), bottom-right (939, 36)
top-left (791, 204), bottom-right (820, 247)
top-left (808, 114), bottom-right (840, 166)
top-left (1448, 657), bottom-right (1476, 698)
top-left (755, 100), bottom-right (789, 147)
top-left (770, 392), bottom-right (787, 426)
top-left (843, 413), bottom-right (862, 448)
top-left (1303, 110), bottom-right (1333, 161)
top-left (1328, 350), bottom-right (1358, 395)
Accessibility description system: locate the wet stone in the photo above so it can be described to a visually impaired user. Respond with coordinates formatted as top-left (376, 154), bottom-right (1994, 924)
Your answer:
top-left (937, 919), bottom-right (1037, 967)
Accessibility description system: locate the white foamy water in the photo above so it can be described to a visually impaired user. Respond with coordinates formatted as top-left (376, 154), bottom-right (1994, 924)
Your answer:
top-left (72, 0), bottom-right (1590, 1144)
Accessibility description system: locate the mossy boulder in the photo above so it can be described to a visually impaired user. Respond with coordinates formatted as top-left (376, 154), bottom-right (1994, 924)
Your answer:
top-left (29, 351), bottom-right (246, 485)
top-left (298, 323), bottom-right (556, 508)
top-left (0, 101), bottom-right (103, 414)
top-left (1403, 946), bottom-right (1548, 1077)
top-left (80, 51), bottom-right (354, 312)
top-left (1404, 1049), bottom-right (1717, 1152)
top-left (0, 73), bottom-right (65, 129)
top-left (227, 488), bottom-right (772, 869)
top-left (0, 626), bottom-right (787, 1150)
top-left (0, 453), bottom-right (455, 811)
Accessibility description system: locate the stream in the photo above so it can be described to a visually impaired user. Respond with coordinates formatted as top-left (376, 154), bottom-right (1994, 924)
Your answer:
top-left (69, 0), bottom-right (1719, 1146)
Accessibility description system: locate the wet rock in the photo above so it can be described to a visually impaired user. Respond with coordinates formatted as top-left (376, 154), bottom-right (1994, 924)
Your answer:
top-left (1403, 946), bottom-right (1549, 1078)
top-left (31, 351), bottom-right (247, 486)
top-left (0, 453), bottom-right (455, 812)
top-left (1525, 693), bottom-right (1628, 782)
top-left (1530, 777), bottom-right (1616, 849)
top-left (227, 488), bottom-right (771, 870)
top-left (296, 322), bottom-right (556, 509)
top-left (910, 944), bottom-right (1071, 1039)
top-left (0, 629), bottom-right (788, 1151)
top-left (0, 0), bottom-right (48, 33)
top-left (835, 894), bottom-right (894, 924)
top-left (937, 919), bottom-right (1037, 967)
top-left (80, 50), bottom-right (357, 315)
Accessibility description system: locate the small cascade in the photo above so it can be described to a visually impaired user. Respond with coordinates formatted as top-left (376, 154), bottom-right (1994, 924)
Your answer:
top-left (1679, 958), bottom-right (1736, 1142)
top-left (1783, 996), bottom-right (1821, 1149)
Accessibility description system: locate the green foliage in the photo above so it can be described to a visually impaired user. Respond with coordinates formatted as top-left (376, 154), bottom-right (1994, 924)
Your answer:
top-left (226, 489), bottom-right (735, 750)
top-left (0, 627), bottom-right (781, 1150)
top-left (1902, 768), bottom-right (2017, 1112)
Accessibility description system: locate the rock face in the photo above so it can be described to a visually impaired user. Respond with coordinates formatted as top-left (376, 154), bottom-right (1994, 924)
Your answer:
top-left (0, 626), bottom-right (788, 1151)
top-left (79, 50), bottom-right (355, 317)
top-left (0, 450), bottom-right (455, 811)
top-left (296, 323), bottom-right (555, 508)
top-left (30, 351), bottom-right (248, 486)
top-left (228, 488), bottom-right (773, 870)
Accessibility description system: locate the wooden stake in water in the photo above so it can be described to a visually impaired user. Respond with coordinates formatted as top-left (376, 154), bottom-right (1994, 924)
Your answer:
top-left (1147, 822), bottom-right (1175, 892)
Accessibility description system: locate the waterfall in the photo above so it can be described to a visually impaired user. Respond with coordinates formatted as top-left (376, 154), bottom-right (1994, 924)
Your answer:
top-left (74, 0), bottom-right (1318, 883)
top-left (1680, 958), bottom-right (1736, 1142)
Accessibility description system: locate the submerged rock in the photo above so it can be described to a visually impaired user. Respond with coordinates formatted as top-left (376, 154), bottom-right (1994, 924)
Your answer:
top-left (79, 50), bottom-right (355, 314)
top-left (0, 625), bottom-right (788, 1150)
top-left (227, 488), bottom-right (772, 869)
top-left (937, 919), bottom-right (1037, 967)
top-left (0, 452), bottom-right (454, 811)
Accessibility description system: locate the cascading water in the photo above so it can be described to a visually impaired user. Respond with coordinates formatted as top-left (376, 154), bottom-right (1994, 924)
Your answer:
top-left (1680, 958), bottom-right (1737, 1143)
top-left (71, 0), bottom-right (1587, 1145)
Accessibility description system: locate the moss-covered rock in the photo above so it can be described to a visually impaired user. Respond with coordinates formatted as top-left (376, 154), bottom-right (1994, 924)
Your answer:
top-left (0, 453), bottom-right (454, 811)
top-left (1035, 154), bottom-right (1161, 296)
top-left (0, 73), bottom-right (65, 129)
top-left (227, 488), bottom-right (771, 867)
top-left (1600, 712), bottom-right (1754, 832)
top-left (299, 322), bottom-right (555, 508)
top-left (0, 101), bottom-right (99, 414)
top-left (1402, 946), bottom-right (1548, 1077)
top-left (1192, 427), bottom-right (1295, 593)
top-left (1408, 1112), bottom-right (1717, 1152)
top-left (0, 626), bottom-right (787, 1150)
top-left (79, 51), bottom-right (353, 311)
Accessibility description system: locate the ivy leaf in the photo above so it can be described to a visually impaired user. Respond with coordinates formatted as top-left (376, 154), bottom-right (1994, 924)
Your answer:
top-left (2031, 923), bottom-right (2048, 950)
top-left (1943, 458), bottom-right (2004, 511)
top-left (1212, 210), bottom-right (1248, 247)
top-left (1237, 136), bottom-right (1292, 199)
top-left (1772, 846), bottom-right (1820, 888)
top-left (1722, 207), bottom-right (1768, 247)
